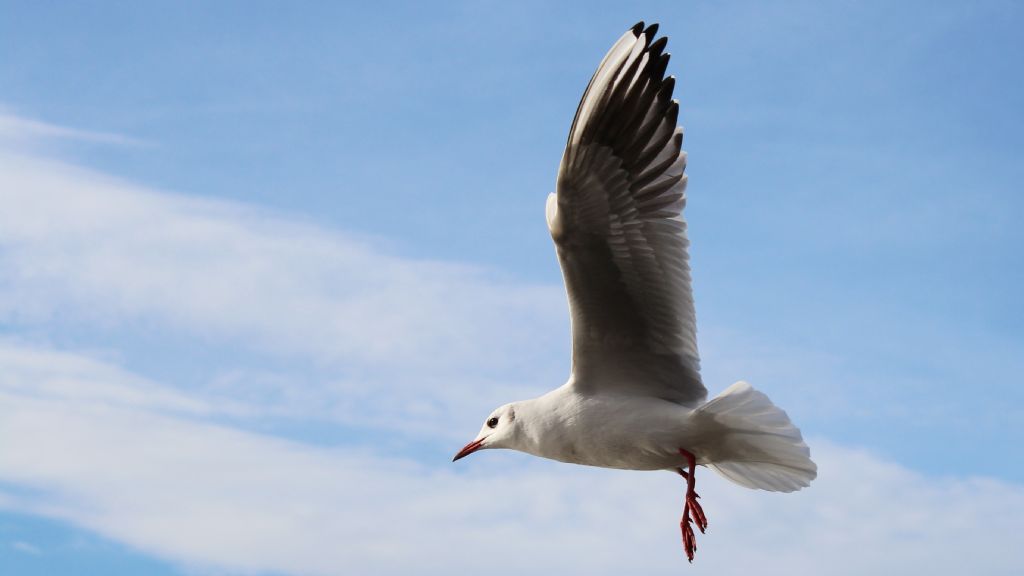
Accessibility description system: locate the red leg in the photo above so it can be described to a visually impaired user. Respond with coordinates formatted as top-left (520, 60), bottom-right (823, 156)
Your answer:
top-left (678, 448), bottom-right (707, 562)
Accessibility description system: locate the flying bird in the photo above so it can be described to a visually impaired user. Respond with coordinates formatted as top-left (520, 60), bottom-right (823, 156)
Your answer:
top-left (453, 22), bottom-right (816, 562)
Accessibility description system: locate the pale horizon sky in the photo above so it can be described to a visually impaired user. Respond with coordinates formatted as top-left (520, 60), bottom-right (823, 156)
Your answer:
top-left (1, 1), bottom-right (1022, 574)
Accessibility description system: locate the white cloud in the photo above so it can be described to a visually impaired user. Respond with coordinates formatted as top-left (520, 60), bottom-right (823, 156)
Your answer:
top-left (11, 540), bottom-right (41, 555)
top-left (0, 344), bottom-right (1021, 575)
top-left (0, 340), bottom-right (213, 416)
top-left (0, 150), bottom-right (565, 374)
top-left (0, 134), bottom-right (569, 436)
top-left (0, 110), bottom-right (148, 147)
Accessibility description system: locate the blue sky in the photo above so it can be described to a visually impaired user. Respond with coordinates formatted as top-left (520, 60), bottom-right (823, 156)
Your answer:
top-left (1, 1), bottom-right (1022, 574)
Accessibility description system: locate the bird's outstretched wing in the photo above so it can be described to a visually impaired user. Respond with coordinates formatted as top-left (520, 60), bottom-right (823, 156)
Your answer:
top-left (548, 22), bottom-right (705, 406)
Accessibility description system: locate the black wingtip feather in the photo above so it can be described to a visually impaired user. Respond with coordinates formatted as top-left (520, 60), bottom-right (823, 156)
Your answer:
top-left (666, 100), bottom-right (680, 125)
top-left (649, 36), bottom-right (669, 58)
top-left (631, 21), bottom-right (645, 36)
top-left (643, 23), bottom-right (660, 41)
top-left (658, 76), bottom-right (677, 101)
top-left (648, 53), bottom-right (670, 83)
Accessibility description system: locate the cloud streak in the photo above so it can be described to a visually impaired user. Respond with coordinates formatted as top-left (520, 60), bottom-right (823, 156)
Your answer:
top-left (1, 341), bottom-right (1021, 576)
top-left (0, 151), bottom-right (564, 373)
top-left (0, 110), bottom-right (149, 147)
top-left (0, 139), bottom-right (568, 436)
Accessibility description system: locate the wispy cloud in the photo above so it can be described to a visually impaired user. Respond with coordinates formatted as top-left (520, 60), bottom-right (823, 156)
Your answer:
top-left (0, 341), bottom-right (212, 416)
top-left (0, 110), bottom-right (149, 147)
top-left (10, 540), bottom-right (41, 555)
top-left (0, 142), bottom-right (567, 436)
top-left (0, 150), bottom-right (564, 373)
top-left (1, 342), bottom-right (1021, 575)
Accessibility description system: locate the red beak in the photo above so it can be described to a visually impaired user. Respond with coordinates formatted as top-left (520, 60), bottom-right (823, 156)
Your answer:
top-left (452, 437), bottom-right (485, 462)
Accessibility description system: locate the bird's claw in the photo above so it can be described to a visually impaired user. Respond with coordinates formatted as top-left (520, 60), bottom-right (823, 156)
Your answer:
top-left (688, 492), bottom-right (707, 533)
top-left (677, 448), bottom-right (707, 562)
top-left (681, 511), bottom-right (697, 562)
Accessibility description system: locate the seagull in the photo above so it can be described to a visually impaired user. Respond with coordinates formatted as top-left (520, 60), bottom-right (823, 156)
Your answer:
top-left (453, 22), bottom-right (816, 562)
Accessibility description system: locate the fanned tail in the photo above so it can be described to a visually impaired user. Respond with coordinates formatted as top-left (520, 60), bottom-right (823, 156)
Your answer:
top-left (697, 381), bottom-right (816, 492)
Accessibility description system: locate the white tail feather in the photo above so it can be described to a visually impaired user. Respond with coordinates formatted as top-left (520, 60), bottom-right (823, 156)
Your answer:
top-left (698, 381), bottom-right (816, 492)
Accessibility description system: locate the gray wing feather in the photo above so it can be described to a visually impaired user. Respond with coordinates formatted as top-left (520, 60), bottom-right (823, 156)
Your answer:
top-left (549, 22), bottom-right (705, 406)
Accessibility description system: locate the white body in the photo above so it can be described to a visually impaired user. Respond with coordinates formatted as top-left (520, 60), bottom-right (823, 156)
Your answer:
top-left (480, 379), bottom-right (814, 492)
top-left (515, 382), bottom-right (695, 471)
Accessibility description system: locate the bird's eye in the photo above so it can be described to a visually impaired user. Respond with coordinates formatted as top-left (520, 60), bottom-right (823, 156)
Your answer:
top-left (487, 417), bottom-right (499, 428)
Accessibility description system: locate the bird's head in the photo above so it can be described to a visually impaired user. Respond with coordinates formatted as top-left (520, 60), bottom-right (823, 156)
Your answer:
top-left (452, 403), bottom-right (518, 462)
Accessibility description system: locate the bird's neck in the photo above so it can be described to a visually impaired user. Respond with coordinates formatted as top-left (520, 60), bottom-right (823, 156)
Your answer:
top-left (511, 384), bottom-right (577, 456)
